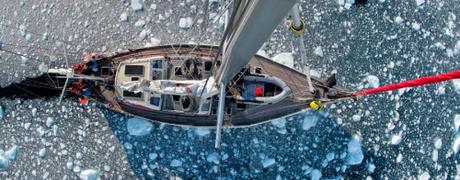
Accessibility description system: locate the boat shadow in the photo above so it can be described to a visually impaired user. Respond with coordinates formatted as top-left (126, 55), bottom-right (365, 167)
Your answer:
top-left (100, 108), bottom-right (385, 179)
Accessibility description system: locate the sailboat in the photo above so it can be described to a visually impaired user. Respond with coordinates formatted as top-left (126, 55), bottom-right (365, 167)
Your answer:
top-left (1, 0), bottom-right (355, 147)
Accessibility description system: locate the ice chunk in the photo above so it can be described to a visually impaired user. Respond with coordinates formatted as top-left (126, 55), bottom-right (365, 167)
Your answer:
top-left (394, 16), bottom-right (404, 24)
top-left (206, 152), bottom-right (219, 164)
top-left (390, 134), bottom-right (402, 145)
top-left (131, 0), bottom-right (143, 11)
top-left (46, 117), bottom-right (54, 128)
top-left (452, 79), bottom-right (460, 94)
top-left (453, 133), bottom-right (460, 154)
top-left (179, 17), bottom-right (194, 29)
top-left (257, 50), bottom-right (269, 58)
top-left (412, 22), bottom-right (421, 31)
top-left (4, 145), bottom-right (19, 161)
top-left (127, 117), bottom-right (153, 136)
top-left (272, 52), bottom-right (294, 68)
top-left (271, 118), bottom-right (286, 129)
top-left (139, 29), bottom-right (151, 39)
top-left (134, 20), bottom-right (146, 27)
top-left (415, 0), bottom-right (425, 6)
top-left (434, 138), bottom-right (442, 149)
top-left (346, 136), bottom-right (364, 165)
top-left (302, 114), bottom-right (319, 131)
top-left (310, 169), bottom-right (322, 180)
top-left (31, 108), bottom-right (37, 117)
top-left (66, 162), bottom-right (74, 171)
top-left (352, 115), bottom-right (361, 122)
top-left (0, 105), bottom-right (5, 119)
top-left (79, 169), bottom-right (100, 180)
top-left (418, 172), bottom-right (430, 180)
top-left (366, 75), bottom-right (380, 88)
top-left (454, 114), bottom-right (460, 130)
top-left (0, 155), bottom-right (8, 169)
top-left (120, 12), bottom-right (128, 22)
top-left (396, 153), bottom-right (403, 163)
top-left (194, 128), bottom-right (211, 137)
top-left (39, 148), bottom-right (47, 158)
top-left (170, 159), bottom-right (183, 167)
top-left (367, 162), bottom-right (376, 173)
top-left (148, 153), bottom-right (158, 160)
top-left (262, 158), bottom-right (276, 168)
top-left (314, 46), bottom-right (324, 57)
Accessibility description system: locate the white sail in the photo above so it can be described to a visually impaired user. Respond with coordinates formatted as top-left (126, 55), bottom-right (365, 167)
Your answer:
top-left (215, 0), bottom-right (297, 85)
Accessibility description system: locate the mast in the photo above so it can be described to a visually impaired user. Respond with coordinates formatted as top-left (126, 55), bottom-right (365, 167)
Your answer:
top-left (213, 0), bottom-right (297, 149)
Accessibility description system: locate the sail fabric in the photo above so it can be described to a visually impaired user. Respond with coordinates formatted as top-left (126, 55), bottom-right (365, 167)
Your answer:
top-left (354, 70), bottom-right (460, 96)
top-left (215, 0), bottom-right (297, 85)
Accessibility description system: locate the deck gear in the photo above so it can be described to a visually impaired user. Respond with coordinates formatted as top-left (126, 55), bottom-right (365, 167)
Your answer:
top-left (309, 100), bottom-right (323, 110)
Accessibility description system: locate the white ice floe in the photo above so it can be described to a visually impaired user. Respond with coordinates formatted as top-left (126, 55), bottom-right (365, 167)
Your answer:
top-left (257, 50), bottom-right (269, 58)
top-left (272, 52), bottom-right (294, 68)
top-left (39, 148), bottom-right (47, 158)
top-left (127, 117), bottom-right (153, 136)
top-left (194, 128), bottom-right (211, 137)
top-left (4, 145), bottom-right (19, 161)
top-left (314, 46), bottom-right (324, 57)
top-left (148, 153), bottom-right (158, 160)
top-left (66, 161), bottom-right (74, 171)
top-left (452, 79), bottom-right (460, 94)
top-left (79, 169), bottom-right (100, 180)
top-left (367, 162), bottom-right (376, 173)
top-left (454, 114), bottom-right (460, 130)
top-left (394, 16), bottom-right (404, 24)
top-left (46, 117), bottom-right (54, 128)
top-left (0, 155), bottom-right (8, 169)
top-left (302, 114), bottom-right (319, 131)
top-left (120, 12), bottom-right (128, 22)
top-left (412, 22), bottom-right (421, 31)
top-left (31, 108), bottom-right (37, 117)
top-left (346, 136), bottom-right (364, 165)
top-left (179, 17), bottom-right (194, 29)
top-left (434, 138), bottom-right (442, 149)
top-left (206, 152), bottom-right (219, 164)
top-left (139, 29), bottom-right (151, 39)
top-left (134, 20), bottom-right (146, 27)
top-left (415, 0), bottom-right (425, 6)
top-left (0, 105), bottom-right (5, 119)
top-left (131, 0), bottom-right (143, 11)
top-left (170, 159), bottom-right (183, 167)
top-left (262, 158), bottom-right (276, 168)
top-left (453, 133), bottom-right (460, 154)
top-left (396, 153), bottom-right (403, 163)
top-left (418, 172), bottom-right (430, 180)
top-left (310, 169), bottom-right (322, 180)
top-left (352, 114), bottom-right (361, 122)
top-left (366, 75), bottom-right (380, 88)
top-left (390, 134), bottom-right (402, 145)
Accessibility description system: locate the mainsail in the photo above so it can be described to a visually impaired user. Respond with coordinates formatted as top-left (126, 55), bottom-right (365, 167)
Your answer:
top-left (215, 0), bottom-right (298, 85)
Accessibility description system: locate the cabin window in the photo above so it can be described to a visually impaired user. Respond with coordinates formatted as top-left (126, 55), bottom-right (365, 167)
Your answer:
top-left (264, 83), bottom-right (282, 97)
top-left (255, 67), bottom-right (263, 74)
top-left (225, 107), bottom-right (232, 115)
top-left (173, 95), bottom-right (181, 101)
top-left (151, 60), bottom-right (163, 69)
top-left (204, 61), bottom-right (213, 71)
top-left (131, 77), bottom-right (140, 81)
top-left (125, 65), bottom-right (144, 76)
top-left (151, 70), bottom-right (163, 80)
top-left (101, 67), bottom-right (113, 76)
top-left (150, 96), bottom-right (161, 106)
top-left (123, 90), bottom-right (143, 99)
top-left (201, 99), bottom-right (211, 112)
top-left (175, 67), bottom-right (184, 76)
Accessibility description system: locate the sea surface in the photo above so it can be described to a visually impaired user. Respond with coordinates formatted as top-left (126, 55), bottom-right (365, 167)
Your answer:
top-left (0, 0), bottom-right (459, 179)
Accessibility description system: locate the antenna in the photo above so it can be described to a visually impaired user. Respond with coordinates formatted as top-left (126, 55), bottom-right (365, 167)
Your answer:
top-left (214, 82), bottom-right (226, 149)
top-left (58, 42), bottom-right (73, 104)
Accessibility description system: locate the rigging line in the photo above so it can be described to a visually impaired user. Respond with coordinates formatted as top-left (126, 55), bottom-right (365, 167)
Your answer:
top-left (1, 42), bottom-right (80, 56)
top-left (178, 0), bottom-right (234, 60)
top-left (13, 84), bottom-right (41, 98)
top-left (0, 48), bottom-right (36, 60)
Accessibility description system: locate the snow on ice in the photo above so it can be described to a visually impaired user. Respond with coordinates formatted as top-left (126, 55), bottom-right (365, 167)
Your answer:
top-left (346, 136), bottom-right (364, 165)
top-left (194, 128), bottom-right (211, 137)
top-left (131, 0), bottom-right (143, 12)
top-left (0, 145), bottom-right (20, 169)
top-left (79, 169), bottom-right (100, 180)
top-left (120, 12), bottom-right (128, 22)
top-left (314, 46), bottom-right (324, 57)
top-left (39, 148), bottom-right (47, 158)
top-left (134, 20), bottom-right (146, 27)
top-left (452, 79), bottom-right (460, 94)
top-left (46, 117), bottom-right (54, 127)
top-left (272, 52), bottom-right (294, 68)
top-left (390, 134), bottom-right (402, 145)
top-left (366, 75), bottom-right (380, 88)
top-left (415, 0), bottom-right (425, 6)
top-left (453, 133), bottom-right (460, 154)
top-left (262, 158), bottom-right (276, 168)
top-left (170, 159), bottom-right (183, 167)
top-left (206, 152), bottom-right (219, 164)
top-left (127, 117), bottom-right (153, 136)
top-left (179, 17), bottom-right (194, 29)
top-left (418, 172), bottom-right (430, 180)
top-left (0, 105), bottom-right (5, 119)
top-left (454, 114), bottom-right (460, 130)
top-left (310, 169), bottom-right (322, 180)
top-left (302, 113), bottom-right (319, 131)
